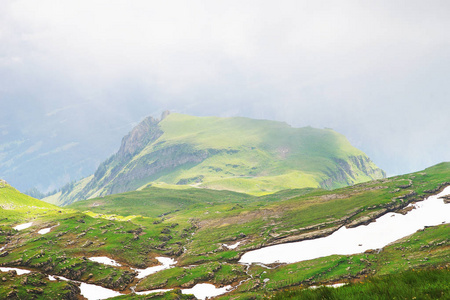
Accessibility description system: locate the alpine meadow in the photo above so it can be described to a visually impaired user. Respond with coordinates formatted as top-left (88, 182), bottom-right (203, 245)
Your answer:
top-left (1, 1), bottom-right (450, 300)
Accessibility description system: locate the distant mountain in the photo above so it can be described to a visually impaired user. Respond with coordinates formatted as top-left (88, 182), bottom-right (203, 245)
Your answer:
top-left (45, 112), bottom-right (385, 205)
top-left (0, 102), bottom-right (143, 195)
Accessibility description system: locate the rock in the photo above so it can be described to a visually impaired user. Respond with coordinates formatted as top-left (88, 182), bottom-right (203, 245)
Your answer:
top-left (440, 195), bottom-right (450, 204)
top-left (81, 241), bottom-right (93, 247)
top-left (27, 288), bottom-right (44, 294)
top-left (7, 290), bottom-right (17, 298)
top-left (0, 251), bottom-right (9, 257)
top-left (64, 281), bottom-right (82, 300)
top-left (8, 258), bottom-right (23, 266)
top-left (159, 235), bottom-right (172, 242)
top-left (76, 232), bottom-right (86, 238)
top-left (181, 280), bottom-right (196, 288)
top-left (161, 228), bottom-right (171, 234)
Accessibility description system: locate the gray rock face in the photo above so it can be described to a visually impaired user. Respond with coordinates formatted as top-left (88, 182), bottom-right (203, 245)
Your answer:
top-left (320, 156), bottom-right (386, 189)
top-left (117, 116), bottom-right (162, 159)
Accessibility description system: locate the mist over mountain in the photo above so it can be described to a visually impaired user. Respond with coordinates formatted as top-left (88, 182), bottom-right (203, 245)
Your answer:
top-left (1, 1), bottom-right (450, 193)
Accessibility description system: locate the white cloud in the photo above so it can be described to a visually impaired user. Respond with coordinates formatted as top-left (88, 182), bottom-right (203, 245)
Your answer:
top-left (5, 0), bottom-right (448, 95)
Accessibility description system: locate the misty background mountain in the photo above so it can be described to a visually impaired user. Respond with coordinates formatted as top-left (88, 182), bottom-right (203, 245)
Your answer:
top-left (43, 112), bottom-right (385, 205)
top-left (1, 1), bottom-right (450, 193)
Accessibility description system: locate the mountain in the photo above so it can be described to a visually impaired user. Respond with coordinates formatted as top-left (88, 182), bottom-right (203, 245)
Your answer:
top-left (0, 106), bottom-right (132, 195)
top-left (45, 112), bottom-right (385, 205)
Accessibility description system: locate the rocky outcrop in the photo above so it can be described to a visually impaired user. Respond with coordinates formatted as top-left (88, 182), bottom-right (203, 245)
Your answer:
top-left (440, 195), bottom-right (450, 204)
top-left (62, 281), bottom-right (81, 300)
top-left (107, 144), bottom-right (216, 195)
top-left (58, 113), bottom-right (167, 203)
top-left (269, 226), bottom-right (340, 245)
top-left (320, 156), bottom-right (385, 189)
top-left (116, 115), bottom-right (163, 159)
top-left (349, 156), bottom-right (386, 179)
top-left (0, 179), bottom-right (8, 188)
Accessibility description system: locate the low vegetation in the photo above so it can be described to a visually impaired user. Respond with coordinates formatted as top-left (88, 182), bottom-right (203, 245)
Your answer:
top-left (271, 267), bottom-right (450, 299)
top-left (0, 271), bottom-right (80, 299)
top-left (1, 162), bottom-right (449, 299)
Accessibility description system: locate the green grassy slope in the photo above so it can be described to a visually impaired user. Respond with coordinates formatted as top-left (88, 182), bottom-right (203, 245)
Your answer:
top-left (271, 266), bottom-right (450, 300)
top-left (67, 162), bottom-right (450, 267)
top-left (221, 223), bottom-right (450, 299)
top-left (0, 179), bottom-right (59, 222)
top-left (47, 113), bottom-right (385, 206)
top-left (1, 162), bottom-right (450, 298)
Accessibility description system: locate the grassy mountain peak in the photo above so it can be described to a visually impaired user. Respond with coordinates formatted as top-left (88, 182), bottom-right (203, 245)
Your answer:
top-left (46, 112), bottom-right (385, 205)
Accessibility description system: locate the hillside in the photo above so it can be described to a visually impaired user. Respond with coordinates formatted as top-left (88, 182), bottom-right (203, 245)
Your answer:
top-left (46, 112), bottom-right (385, 205)
top-left (1, 163), bottom-right (449, 299)
top-left (0, 179), bottom-right (59, 221)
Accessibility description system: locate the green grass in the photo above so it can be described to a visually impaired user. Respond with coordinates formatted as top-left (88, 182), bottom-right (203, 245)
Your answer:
top-left (0, 182), bottom-right (58, 222)
top-left (0, 271), bottom-right (81, 299)
top-left (2, 162), bottom-right (450, 298)
top-left (135, 262), bottom-right (247, 291)
top-left (271, 267), bottom-right (450, 299)
top-left (65, 162), bottom-right (450, 267)
top-left (219, 223), bottom-right (450, 299)
top-left (68, 186), bottom-right (255, 219)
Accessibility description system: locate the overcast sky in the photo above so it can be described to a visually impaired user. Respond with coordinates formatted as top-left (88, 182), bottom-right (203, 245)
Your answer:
top-left (1, 0), bottom-right (450, 190)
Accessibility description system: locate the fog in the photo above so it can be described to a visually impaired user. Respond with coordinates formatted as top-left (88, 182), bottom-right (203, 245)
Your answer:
top-left (1, 0), bottom-right (450, 191)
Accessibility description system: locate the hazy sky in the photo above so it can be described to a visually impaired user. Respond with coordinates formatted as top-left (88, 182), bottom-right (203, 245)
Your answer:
top-left (1, 0), bottom-right (450, 190)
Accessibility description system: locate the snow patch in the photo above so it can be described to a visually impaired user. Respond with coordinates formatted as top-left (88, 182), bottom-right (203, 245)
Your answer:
top-left (13, 222), bottom-right (33, 231)
top-left (0, 267), bottom-right (31, 275)
top-left (182, 283), bottom-right (233, 300)
top-left (240, 186), bottom-right (450, 264)
top-left (134, 257), bottom-right (176, 279)
top-left (223, 241), bottom-right (240, 249)
top-left (88, 256), bottom-right (122, 267)
top-left (136, 288), bottom-right (173, 295)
